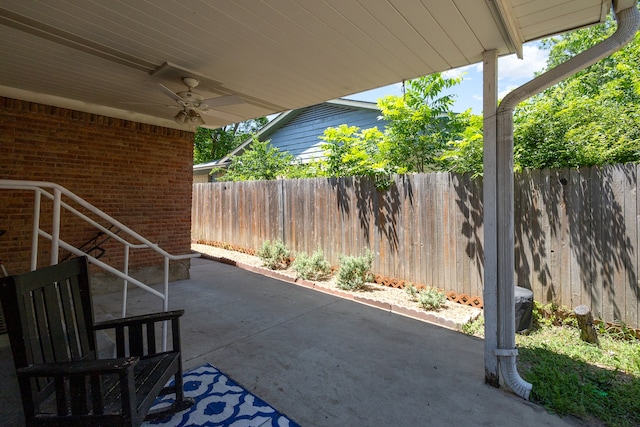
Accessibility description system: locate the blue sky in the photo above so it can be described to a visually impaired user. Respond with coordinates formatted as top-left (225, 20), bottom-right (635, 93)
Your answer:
top-left (345, 42), bottom-right (550, 114)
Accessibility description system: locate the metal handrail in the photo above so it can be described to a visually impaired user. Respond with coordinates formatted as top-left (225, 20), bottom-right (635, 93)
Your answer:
top-left (0, 179), bottom-right (200, 320)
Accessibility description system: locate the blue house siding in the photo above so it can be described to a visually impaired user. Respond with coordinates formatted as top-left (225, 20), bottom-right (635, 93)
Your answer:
top-left (261, 102), bottom-right (387, 163)
top-left (193, 99), bottom-right (387, 180)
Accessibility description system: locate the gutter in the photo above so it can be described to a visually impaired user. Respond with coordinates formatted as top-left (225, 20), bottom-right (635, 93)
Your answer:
top-left (494, 3), bottom-right (639, 400)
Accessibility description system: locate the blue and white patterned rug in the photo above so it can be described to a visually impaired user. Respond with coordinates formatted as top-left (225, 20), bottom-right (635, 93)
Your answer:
top-left (142, 364), bottom-right (301, 427)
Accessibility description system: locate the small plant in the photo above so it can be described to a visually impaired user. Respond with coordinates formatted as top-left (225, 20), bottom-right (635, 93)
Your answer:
top-left (462, 316), bottom-right (485, 337)
top-left (292, 247), bottom-right (332, 280)
top-left (405, 283), bottom-right (419, 301)
top-left (596, 320), bottom-right (638, 342)
top-left (336, 250), bottom-right (374, 290)
top-left (532, 301), bottom-right (576, 329)
top-left (417, 286), bottom-right (447, 311)
top-left (257, 239), bottom-right (290, 270)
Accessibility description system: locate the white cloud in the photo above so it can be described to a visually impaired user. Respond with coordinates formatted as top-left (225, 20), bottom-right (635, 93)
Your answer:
top-left (498, 84), bottom-right (519, 100)
top-left (443, 66), bottom-right (469, 80)
top-left (345, 41), bottom-right (550, 112)
top-left (498, 43), bottom-right (548, 82)
top-left (471, 62), bottom-right (483, 73)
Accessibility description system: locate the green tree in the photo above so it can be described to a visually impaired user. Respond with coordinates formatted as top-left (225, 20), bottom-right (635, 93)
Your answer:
top-left (442, 9), bottom-right (640, 174)
top-left (439, 112), bottom-right (484, 177)
top-left (320, 125), bottom-right (398, 176)
top-left (514, 9), bottom-right (640, 169)
top-left (378, 74), bottom-right (468, 173)
top-left (193, 117), bottom-right (268, 164)
top-left (222, 139), bottom-right (293, 181)
top-left (319, 124), bottom-right (401, 188)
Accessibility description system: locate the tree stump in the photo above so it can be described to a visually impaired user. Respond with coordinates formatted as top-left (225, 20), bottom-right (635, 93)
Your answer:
top-left (574, 305), bottom-right (599, 345)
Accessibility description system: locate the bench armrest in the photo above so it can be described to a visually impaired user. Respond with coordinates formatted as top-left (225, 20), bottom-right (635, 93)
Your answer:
top-left (93, 310), bottom-right (185, 357)
top-left (93, 309), bottom-right (185, 330)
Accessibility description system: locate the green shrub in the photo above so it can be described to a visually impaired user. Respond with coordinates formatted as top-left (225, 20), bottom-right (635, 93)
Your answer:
top-left (418, 286), bottom-right (447, 311)
top-left (257, 239), bottom-right (290, 270)
top-left (336, 250), bottom-right (374, 290)
top-left (292, 247), bottom-right (332, 280)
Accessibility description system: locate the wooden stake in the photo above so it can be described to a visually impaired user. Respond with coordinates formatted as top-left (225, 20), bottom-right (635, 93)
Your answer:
top-left (574, 305), bottom-right (599, 345)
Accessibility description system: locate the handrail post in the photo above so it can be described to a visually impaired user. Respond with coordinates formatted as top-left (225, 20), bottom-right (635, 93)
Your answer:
top-left (162, 256), bottom-right (170, 351)
top-left (1, 180), bottom-right (200, 327)
top-left (31, 191), bottom-right (41, 271)
top-left (163, 257), bottom-right (169, 312)
top-left (50, 188), bottom-right (62, 265)
top-left (122, 246), bottom-right (130, 318)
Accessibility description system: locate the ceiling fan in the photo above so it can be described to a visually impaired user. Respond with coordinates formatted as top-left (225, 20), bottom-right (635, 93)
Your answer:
top-left (159, 77), bottom-right (244, 126)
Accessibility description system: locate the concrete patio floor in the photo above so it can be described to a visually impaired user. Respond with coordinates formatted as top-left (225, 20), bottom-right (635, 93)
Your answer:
top-left (1, 257), bottom-right (581, 426)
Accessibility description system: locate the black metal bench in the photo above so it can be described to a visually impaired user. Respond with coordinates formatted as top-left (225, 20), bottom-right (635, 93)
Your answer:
top-left (0, 256), bottom-right (193, 426)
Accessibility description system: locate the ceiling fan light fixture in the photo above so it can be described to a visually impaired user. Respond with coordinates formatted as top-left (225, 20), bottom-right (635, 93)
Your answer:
top-left (174, 109), bottom-right (188, 124)
top-left (182, 77), bottom-right (200, 89)
top-left (187, 110), bottom-right (205, 126)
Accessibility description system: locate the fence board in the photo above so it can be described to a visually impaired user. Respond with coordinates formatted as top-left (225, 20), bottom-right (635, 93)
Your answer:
top-left (446, 173), bottom-right (456, 292)
top-left (400, 176), bottom-right (410, 282)
top-left (559, 169), bottom-right (572, 307)
top-left (535, 170), bottom-right (549, 302)
top-left (569, 169), bottom-right (582, 308)
top-left (514, 170), bottom-right (527, 290)
top-left (600, 167), bottom-right (615, 322)
top-left (453, 174), bottom-right (466, 294)
top-left (435, 173), bottom-right (446, 289)
top-left (428, 173), bottom-right (438, 288)
top-left (624, 165), bottom-right (638, 328)
top-left (577, 168), bottom-right (594, 311)
top-left (191, 165), bottom-right (640, 328)
top-left (522, 169), bottom-right (536, 295)
top-left (637, 164), bottom-right (640, 328)
top-left (610, 166), bottom-right (626, 323)
top-left (590, 167), bottom-right (603, 319)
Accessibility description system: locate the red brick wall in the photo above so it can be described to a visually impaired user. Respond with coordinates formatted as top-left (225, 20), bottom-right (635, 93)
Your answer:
top-left (0, 97), bottom-right (194, 284)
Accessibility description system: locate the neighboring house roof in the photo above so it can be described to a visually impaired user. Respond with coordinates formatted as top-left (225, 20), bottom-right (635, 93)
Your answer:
top-left (193, 99), bottom-right (388, 175)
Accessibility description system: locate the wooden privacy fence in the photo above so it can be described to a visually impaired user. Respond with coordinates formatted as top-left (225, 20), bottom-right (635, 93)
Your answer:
top-left (192, 163), bottom-right (640, 329)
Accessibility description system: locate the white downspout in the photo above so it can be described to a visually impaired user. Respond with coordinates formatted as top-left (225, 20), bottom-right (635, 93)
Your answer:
top-left (494, 3), bottom-right (639, 400)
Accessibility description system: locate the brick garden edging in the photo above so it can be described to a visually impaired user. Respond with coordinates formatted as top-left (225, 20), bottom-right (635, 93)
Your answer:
top-left (197, 251), bottom-right (481, 331)
top-left (195, 240), bottom-right (484, 309)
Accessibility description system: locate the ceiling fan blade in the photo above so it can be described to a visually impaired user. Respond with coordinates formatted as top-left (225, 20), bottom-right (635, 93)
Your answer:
top-left (121, 101), bottom-right (178, 108)
top-left (198, 108), bottom-right (244, 122)
top-left (200, 94), bottom-right (244, 109)
top-left (158, 83), bottom-right (185, 103)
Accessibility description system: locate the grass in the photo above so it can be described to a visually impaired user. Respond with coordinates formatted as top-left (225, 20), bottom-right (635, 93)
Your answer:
top-left (462, 315), bottom-right (640, 427)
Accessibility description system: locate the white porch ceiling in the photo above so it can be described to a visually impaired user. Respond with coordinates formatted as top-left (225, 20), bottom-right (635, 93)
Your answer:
top-left (0, 1), bottom-right (612, 130)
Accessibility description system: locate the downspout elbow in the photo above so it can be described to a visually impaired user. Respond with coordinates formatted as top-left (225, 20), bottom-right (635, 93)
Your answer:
top-left (496, 348), bottom-right (532, 400)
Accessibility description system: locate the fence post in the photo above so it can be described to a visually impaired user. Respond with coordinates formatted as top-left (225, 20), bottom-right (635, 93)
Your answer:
top-left (279, 179), bottom-right (286, 244)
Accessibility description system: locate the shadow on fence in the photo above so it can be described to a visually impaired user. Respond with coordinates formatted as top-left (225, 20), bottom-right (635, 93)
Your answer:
top-left (515, 166), bottom-right (638, 326)
top-left (453, 174), bottom-right (484, 284)
top-left (192, 163), bottom-right (639, 328)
